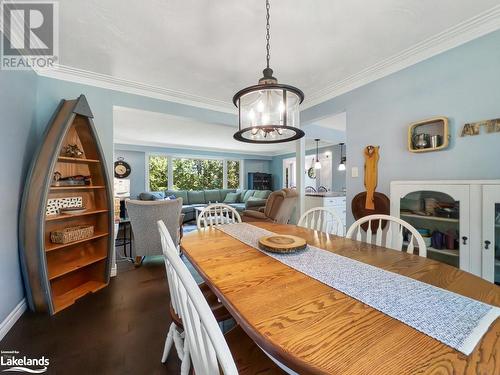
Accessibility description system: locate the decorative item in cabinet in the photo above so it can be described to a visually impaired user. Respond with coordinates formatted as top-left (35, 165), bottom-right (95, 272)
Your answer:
top-left (19, 94), bottom-right (113, 315)
top-left (61, 144), bottom-right (84, 158)
top-left (50, 225), bottom-right (94, 244)
top-left (52, 172), bottom-right (91, 186)
top-left (46, 196), bottom-right (83, 216)
top-left (408, 117), bottom-right (449, 153)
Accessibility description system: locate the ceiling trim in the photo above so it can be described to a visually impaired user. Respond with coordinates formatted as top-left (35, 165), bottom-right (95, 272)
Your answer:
top-left (113, 139), bottom-right (327, 158)
top-left (35, 64), bottom-right (235, 114)
top-left (35, 5), bottom-right (500, 112)
top-left (302, 5), bottom-right (500, 109)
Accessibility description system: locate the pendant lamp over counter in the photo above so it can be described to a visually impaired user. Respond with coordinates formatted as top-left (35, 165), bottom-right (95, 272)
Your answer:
top-left (338, 143), bottom-right (346, 171)
top-left (314, 139), bottom-right (322, 169)
top-left (233, 0), bottom-right (305, 144)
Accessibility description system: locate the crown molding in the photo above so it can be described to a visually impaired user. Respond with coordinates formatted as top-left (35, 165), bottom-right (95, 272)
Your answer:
top-left (34, 5), bottom-right (500, 113)
top-left (114, 139), bottom-right (277, 158)
top-left (302, 5), bottom-right (500, 109)
top-left (35, 64), bottom-right (235, 114)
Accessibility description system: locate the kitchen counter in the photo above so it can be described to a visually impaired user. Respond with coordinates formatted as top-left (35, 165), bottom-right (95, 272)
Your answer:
top-left (305, 192), bottom-right (346, 197)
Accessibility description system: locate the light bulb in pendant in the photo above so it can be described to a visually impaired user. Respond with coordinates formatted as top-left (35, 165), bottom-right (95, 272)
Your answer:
top-left (257, 101), bottom-right (264, 112)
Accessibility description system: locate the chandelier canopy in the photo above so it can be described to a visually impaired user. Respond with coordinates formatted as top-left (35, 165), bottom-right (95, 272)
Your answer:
top-left (233, 0), bottom-right (305, 144)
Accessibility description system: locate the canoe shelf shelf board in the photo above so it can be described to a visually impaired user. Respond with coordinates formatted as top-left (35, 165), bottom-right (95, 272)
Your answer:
top-left (19, 95), bottom-right (113, 315)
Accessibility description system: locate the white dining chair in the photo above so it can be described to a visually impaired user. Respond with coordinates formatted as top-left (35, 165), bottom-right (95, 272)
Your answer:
top-left (196, 203), bottom-right (242, 230)
top-left (158, 220), bottom-right (191, 374)
top-left (158, 220), bottom-right (234, 374)
top-left (160, 221), bottom-right (283, 375)
top-left (346, 214), bottom-right (427, 257)
top-left (298, 207), bottom-right (344, 236)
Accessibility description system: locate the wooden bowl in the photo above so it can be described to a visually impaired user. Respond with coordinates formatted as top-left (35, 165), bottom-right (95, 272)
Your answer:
top-left (258, 235), bottom-right (307, 254)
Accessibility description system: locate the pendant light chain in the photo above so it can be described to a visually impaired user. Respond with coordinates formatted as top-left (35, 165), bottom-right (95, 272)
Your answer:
top-left (265, 0), bottom-right (271, 69)
top-left (232, 0), bottom-right (305, 144)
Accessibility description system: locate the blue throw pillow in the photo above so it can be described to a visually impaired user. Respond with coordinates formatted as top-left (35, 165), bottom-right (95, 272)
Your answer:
top-left (223, 192), bottom-right (240, 203)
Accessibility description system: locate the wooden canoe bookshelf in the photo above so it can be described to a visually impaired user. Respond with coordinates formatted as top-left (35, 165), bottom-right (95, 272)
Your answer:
top-left (19, 95), bottom-right (113, 315)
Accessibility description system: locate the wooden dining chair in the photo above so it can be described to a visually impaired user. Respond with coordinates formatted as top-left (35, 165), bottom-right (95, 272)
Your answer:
top-left (160, 220), bottom-right (285, 375)
top-left (196, 203), bottom-right (241, 230)
top-left (346, 214), bottom-right (427, 257)
top-left (158, 221), bottom-right (231, 374)
top-left (298, 207), bottom-right (344, 236)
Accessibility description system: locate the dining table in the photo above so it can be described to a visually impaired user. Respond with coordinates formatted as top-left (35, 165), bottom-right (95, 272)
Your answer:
top-left (180, 222), bottom-right (500, 375)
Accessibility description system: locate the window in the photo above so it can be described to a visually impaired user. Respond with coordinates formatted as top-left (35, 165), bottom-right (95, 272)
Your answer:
top-left (147, 154), bottom-right (241, 191)
top-left (227, 160), bottom-right (240, 189)
top-left (172, 158), bottom-right (223, 190)
top-left (148, 155), bottom-right (168, 191)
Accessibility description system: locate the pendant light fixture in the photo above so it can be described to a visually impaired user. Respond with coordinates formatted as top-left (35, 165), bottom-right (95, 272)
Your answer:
top-left (233, 0), bottom-right (305, 143)
top-left (338, 142), bottom-right (346, 171)
top-left (314, 139), bottom-right (322, 169)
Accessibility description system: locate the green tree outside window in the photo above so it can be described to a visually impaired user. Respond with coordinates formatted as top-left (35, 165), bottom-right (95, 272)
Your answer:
top-left (172, 158), bottom-right (223, 190)
top-left (227, 160), bottom-right (240, 189)
top-left (148, 155), bottom-right (168, 191)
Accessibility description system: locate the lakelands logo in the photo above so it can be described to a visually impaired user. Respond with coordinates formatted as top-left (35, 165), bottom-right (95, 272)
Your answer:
top-left (0, 1), bottom-right (59, 70)
top-left (0, 351), bottom-right (49, 373)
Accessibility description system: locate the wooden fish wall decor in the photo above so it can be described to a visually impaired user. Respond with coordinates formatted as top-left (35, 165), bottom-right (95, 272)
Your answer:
top-left (461, 118), bottom-right (500, 137)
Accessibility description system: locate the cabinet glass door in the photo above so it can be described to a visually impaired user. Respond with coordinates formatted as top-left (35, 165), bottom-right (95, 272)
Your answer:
top-left (482, 186), bottom-right (500, 284)
top-left (394, 185), bottom-right (470, 272)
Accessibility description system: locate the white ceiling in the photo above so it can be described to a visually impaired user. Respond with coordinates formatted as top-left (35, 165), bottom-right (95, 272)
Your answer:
top-left (113, 106), bottom-right (336, 156)
top-left (50, 0), bottom-right (500, 111)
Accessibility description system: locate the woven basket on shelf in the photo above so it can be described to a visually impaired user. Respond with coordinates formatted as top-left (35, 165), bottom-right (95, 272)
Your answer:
top-left (50, 225), bottom-right (94, 244)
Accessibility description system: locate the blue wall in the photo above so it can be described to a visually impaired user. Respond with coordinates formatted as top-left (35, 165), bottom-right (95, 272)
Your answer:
top-left (302, 30), bottom-right (500, 224)
top-left (114, 143), bottom-right (272, 197)
top-left (0, 69), bottom-right (38, 324)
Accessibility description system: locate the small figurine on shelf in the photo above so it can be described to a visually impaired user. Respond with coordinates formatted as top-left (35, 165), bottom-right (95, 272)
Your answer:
top-left (52, 174), bottom-right (92, 187)
top-left (61, 144), bottom-right (84, 158)
top-left (53, 171), bottom-right (62, 184)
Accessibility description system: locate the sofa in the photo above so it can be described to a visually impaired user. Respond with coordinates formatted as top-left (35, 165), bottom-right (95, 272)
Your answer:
top-left (138, 189), bottom-right (272, 222)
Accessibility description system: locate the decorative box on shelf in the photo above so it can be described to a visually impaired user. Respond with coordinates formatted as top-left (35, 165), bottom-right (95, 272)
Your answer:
top-left (408, 117), bottom-right (449, 153)
top-left (50, 225), bottom-right (94, 244)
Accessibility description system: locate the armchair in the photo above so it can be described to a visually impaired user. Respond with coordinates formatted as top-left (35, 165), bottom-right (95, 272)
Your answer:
top-left (126, 198), bottom-right (182, 265)
top-left (241, 188), bottom-right (298, 224)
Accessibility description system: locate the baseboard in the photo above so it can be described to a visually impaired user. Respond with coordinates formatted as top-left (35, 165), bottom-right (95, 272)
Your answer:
top-left (0, 299), bottom-right (27, 341)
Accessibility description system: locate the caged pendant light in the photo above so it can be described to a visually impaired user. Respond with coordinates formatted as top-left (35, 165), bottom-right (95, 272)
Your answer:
top-left (233, 0), bottom-right (305, 144)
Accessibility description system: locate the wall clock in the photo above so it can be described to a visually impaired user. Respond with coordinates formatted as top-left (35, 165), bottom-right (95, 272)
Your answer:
top-left (114, 158), bottom-right (131, 178)
top-left (307, 167), bottom-right (316, 179)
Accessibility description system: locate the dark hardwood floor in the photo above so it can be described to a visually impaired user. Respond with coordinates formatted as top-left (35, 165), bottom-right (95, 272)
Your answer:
top-left (1, 257), bottom-right (181, 374)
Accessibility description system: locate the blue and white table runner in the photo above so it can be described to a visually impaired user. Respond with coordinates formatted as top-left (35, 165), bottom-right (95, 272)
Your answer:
top-left (216, 223), bottom-right (500, 355)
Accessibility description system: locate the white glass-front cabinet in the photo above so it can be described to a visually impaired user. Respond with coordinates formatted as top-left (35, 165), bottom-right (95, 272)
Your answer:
top-left (391, 180), bottom-right (500, 284)
top-left (482, 186), bottom-right (500, 284)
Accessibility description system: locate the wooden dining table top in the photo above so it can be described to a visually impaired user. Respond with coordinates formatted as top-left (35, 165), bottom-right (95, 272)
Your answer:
top-left (180, 222), bottom-right (500, 375)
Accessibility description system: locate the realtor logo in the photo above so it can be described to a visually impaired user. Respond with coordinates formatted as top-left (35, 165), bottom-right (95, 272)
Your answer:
top-left (0, 350), bottom-right (49, 373)
top-left (1, 1), bottom-right (58, 70)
